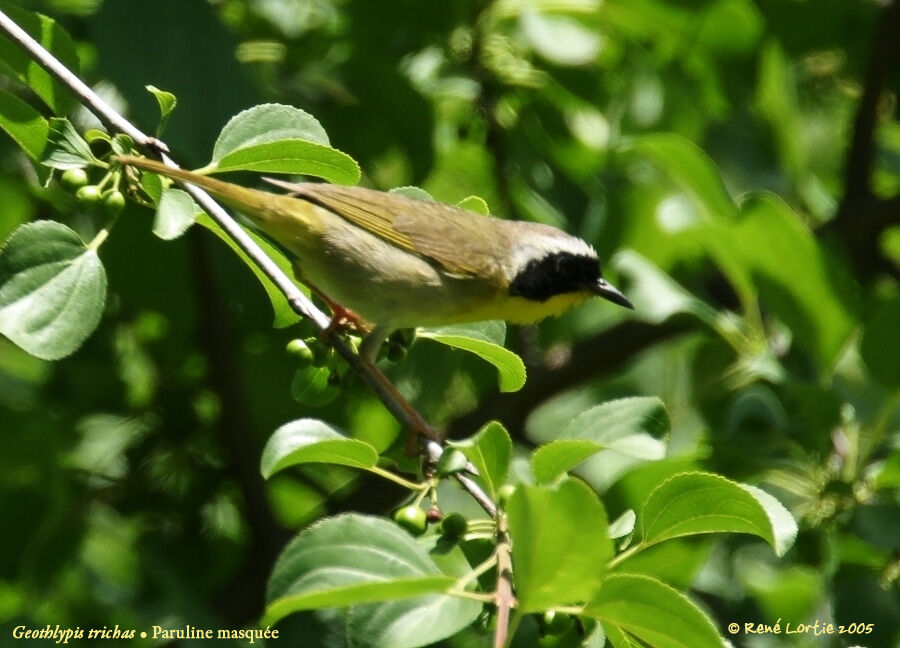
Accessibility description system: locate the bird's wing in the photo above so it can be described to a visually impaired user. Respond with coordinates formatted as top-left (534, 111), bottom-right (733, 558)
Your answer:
top-left (264, 180), bottom-right (504, 280)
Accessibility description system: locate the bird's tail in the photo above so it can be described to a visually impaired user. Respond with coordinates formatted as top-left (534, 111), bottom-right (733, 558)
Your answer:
top-left (112, 155), bottom-right (283, 220)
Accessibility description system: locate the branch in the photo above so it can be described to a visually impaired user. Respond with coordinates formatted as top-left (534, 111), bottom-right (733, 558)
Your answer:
top-left (837, 0), bottom-right (900, 209)
top-left (492, 515), bottom-right (515, 648)
top-left (0, 9), bottom-right (499, 516)
top-left (825, 0), bottom-right (900, 277)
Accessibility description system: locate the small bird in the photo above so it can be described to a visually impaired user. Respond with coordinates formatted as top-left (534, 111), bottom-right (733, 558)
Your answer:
top-left (114, 155), bottom-right (633, 359)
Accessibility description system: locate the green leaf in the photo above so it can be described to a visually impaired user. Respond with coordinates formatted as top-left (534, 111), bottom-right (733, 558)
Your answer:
top-left (861, 295), bottom-right (900, 387)
top-left (206, 103), bottom-right (361, 184)
top-left (417, 321), bottom-right (526, 393)
top-left (756, 41), bottom-right (806, 179)
top-left (213, 104), bottom-right (331, 155)
top-left (450, 421), bottom-right (511, 497)
top-left (531, 397), bottom-right (669, 483)
top-left (152, 188), bottom-right (197, 240)
top-left (608, 509), bottom-right (636, 539)
top-left (435, 448), bottom-right (468, 477)
top-left (584, 573), bottom-right (725, 648)
top-left (0, 88), bottom-right (49, 160)
top-left (260, 418), bottom-right (378, 479)
top-left (0, 3), bottom-right (80, 115)
top-left (195, 213), bottom-right (301, 328)
top-left (391, 186), bottom-right (434, 201)
top-left (146, 85), bottom-right (176, 120)
top-left (620, 134), bottom-right (738, 222)
top-left (456, 195), bottom-right (490, 214)
top-left (520, 9), bottom-right (601, 66)
top-left (264, 514), bottom-right (458, 626)
top-left (345, 536), bottom-right (482, 648)
top-left (640, 472), bottom-right (797, 557)
top-left (40, 117), bottom-right (97, 170)
top-left (211, 139), bottom-right (361, 185)
top-left (733, 193), bottom-right (857, 368)
top-left (612, 251), bottom-right (720, 327)
top-left (146, 84), bottom-right (177, 136)
top-left (0, 221), bottom-right (106, 360)
top-left (290, 364), bottom-right (339, 407)
top-left (531, 440), bottom-right (601, 484)
top-left (506, 478), bottom-right (612, 612)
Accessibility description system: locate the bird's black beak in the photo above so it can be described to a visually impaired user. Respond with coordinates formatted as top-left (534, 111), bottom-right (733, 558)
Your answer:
top-left (592, 277), bottom-right (633, 310)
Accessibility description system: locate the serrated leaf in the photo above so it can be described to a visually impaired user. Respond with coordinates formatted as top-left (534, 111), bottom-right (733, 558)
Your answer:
top-left (531, 397), bottom-right (669, 483)
top-left (506, 478), bottom-right (612, 611)
top-left (456, 195), bottom-right (490, 214)
top-left (152, 188), bottom-right (196, 240)
top-left (0, 3), bottom-right (80, 115)
top-left (194, 213), bottom-right (301, 328)
top-left (260, 418), bottom-right (378, 479)
top-left (205, 104), bottom-right (360, 183)
top-left (0, 88), bottom-right (49, 160)
top-left (390, 186), bottom-right (434, 201)
top-left (213, 104), bottom-right (331, 157)
top-left (40, 117), bottom-right (97, 170)
top-left (264, 514), bottom-right (458, 626)
top-left (418, 321), bottom-right (525, 392)
top-left (450, 421), bottom-right (511, 497)
top-left (640, 472), bottom-right (797, 556)
top-left (344, 535), bottom-right (481, 648)
top-left (584, 573), bottom-right (725, 648)
top-left (0, 221), bottom-right (106, 360)
top-left (531, 440), bottom-right (600, 483)
top-left (211, 138), bottom-right (361, 184)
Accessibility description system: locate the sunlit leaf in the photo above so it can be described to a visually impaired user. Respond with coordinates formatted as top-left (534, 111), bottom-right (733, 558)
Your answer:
top-left (506, 478), bottom-right (612, 611)
top-left (0, 3), bottom-right (79, 114)
top-left (584, 574), bottom-right (725, 647)
top-left (0, 88), bottom-right (48, 160)
top-left (260, 418), bottom-right (378, 479)
top-left (0, 221), bottom-right (106, 360)
top-left (450, 421), bottom-right (511, 497)
top-left (263, 514), bottom-right (458, 626)
top-left (152, 188), bottom-right (196, 240)
top-left (640, 472), bottom-right (797, 556)
top-left (418, 321), bottom-right (526, 392)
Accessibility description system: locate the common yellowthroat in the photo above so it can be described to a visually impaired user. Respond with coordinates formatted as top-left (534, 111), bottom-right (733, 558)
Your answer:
top-left (114, 155), bottom-right (632, 358)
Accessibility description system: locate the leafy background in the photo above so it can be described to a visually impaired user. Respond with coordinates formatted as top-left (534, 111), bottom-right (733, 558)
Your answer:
top-left (0, 0), bottom-right (898, 647)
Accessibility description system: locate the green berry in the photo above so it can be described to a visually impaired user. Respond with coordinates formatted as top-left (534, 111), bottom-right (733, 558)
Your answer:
top-left (76, 184), bottom-right (102, 205)
top-left (541, 611), bottom-right (574, 636)
top-left (497, 484), bottom-right (517, 508)
top-left (439, 512), bottom-right (468, 538)
top-left (393, 505), bottom-right (427, 536)
top-left (61, 168), bottom-right (89, 191)
top-left (286, 339), bottom-right (315, 365)
top-left (102, 190), bottom-right (126, 215)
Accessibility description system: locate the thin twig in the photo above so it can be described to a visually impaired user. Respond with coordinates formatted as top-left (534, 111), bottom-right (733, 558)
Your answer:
top-left (493, 514), bottom-right (516, 648)
top-left (0, 9), bottom-right (499, 514)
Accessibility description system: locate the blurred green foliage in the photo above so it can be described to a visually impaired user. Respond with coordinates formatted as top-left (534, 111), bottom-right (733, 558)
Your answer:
top-left (0, 0), bottom-right (898, 646)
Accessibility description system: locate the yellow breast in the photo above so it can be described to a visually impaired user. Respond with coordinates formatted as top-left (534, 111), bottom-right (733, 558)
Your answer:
top-left (454, 291), bottom-right (592, 326)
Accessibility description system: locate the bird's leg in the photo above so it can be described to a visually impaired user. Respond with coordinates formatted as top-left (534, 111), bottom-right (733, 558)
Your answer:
top-left (292, 263), bottom-right (439, 447)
